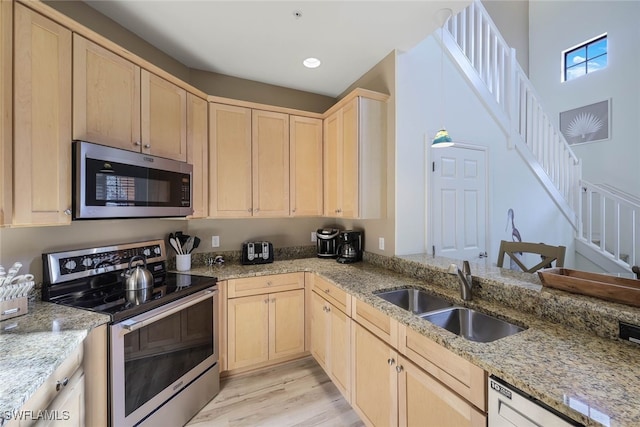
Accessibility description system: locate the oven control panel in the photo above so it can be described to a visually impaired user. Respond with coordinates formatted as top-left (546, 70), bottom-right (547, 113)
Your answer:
top-left (44, 240), bottom-right (166, 284)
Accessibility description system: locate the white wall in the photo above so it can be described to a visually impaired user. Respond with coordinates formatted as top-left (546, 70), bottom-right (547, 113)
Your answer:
top-left (396, 35), bottom-right (575, 265)
top-left (529, 1), bottom-right (640, 197)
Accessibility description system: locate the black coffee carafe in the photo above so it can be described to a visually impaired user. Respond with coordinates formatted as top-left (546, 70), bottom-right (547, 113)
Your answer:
top-left (336, 230), bottom-right (363, 263)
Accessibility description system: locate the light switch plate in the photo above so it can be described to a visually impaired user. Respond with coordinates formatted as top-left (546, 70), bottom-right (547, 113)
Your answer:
top-left (311, 232), bottom-right (317, 242)
top-left (211, 236), bottom-right (220, 248)
top-left (379, 237), bottom-right (385, 250)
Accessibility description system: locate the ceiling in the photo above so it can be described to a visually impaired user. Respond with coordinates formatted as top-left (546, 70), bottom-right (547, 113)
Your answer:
top-left (85, 1), bottom-right (470, 97)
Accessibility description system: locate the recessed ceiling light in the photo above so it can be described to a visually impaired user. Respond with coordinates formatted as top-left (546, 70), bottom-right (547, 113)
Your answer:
top-left (303, 57), bottom-right (321, 69)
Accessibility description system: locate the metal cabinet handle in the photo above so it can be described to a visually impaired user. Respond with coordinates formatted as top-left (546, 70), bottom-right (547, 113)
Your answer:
top-left (134, 141), bottom-right (141, 146)
top-left (396, 365), bottom-right (404, 373)
top-left (326, 306), bottom-right (331, 312)
top-left (267, 281), bottom-right (273, 286)
top-left (387, 358), bottom-right (395, 366)
top-left (270, 298), bottom-right (275, 303)
top-left (63, 209), bottom-right (72, 216)
top-left (56, 377), bottom-right (69, 391)
top-left (255, 208), bottom-right (260, 213)
top-left (144, 144), bottom-right (151, 149)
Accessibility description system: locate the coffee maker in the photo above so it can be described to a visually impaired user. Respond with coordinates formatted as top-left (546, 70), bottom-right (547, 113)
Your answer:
top-left (316, 228), bottom-right (340, 258)
top-left (336, 230), bottom-right (363, 263)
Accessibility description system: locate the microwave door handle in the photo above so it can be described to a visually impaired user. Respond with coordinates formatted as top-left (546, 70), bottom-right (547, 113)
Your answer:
top-left (120, 288), bottom-right (217, 333)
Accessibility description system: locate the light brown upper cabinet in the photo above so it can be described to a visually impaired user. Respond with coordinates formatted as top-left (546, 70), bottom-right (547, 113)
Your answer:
top-left (252, 110), bottom-right (289, 217)
top-left (290, 116), bottom-right (323, 216)
top-left (187, 94), bottom-right (208, 218)
top-left (13, 4), bottom-right (72, 226)
top-left (208, 103), bottom-right (252, 217)
top-left (73, 36), bottom-right (187, 161)
top-left (209, 104), bottom-right (291, 218)
top-left (141, 70), bottom-right (187, 161)
top-left (73, 35), bottom-right (140, 152)
top-left (0, 0), bottom-right (11, 226)
top-left (324, 96), bottom-right (386, 219)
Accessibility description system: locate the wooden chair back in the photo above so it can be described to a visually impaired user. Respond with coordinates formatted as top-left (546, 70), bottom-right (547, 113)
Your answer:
top-left (497, 240), bottom-right (566, 273)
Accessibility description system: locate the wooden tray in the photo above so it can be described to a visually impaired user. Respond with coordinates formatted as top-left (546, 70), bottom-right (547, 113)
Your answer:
top-left (538, 268), bottom-right (640, 308)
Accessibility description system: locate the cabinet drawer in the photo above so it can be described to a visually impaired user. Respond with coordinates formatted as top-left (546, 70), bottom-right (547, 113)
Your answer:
top-left (19, 344), bottom-right (84, 423)
top-left (313, 275), bottom-right (351, 315)
top-left (227, 273), bottom-right (304, 297)
top-left (352, 298), bottom-right (397, 347)
top-left (400, 326), bottom-right (486, 411)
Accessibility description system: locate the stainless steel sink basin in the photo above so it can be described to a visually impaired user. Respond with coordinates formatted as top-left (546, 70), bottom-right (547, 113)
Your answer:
top-left (420, 307), bottom-right (525, 343)
top-left (375, 288), bottom-right (453, 315)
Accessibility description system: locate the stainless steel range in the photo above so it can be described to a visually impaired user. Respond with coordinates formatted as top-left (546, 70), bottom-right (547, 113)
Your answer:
top-left (42, 239), bottom-right (219, 427)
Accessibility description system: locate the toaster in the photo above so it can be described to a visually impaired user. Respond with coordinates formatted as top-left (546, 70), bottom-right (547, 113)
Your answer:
top-left (241, 241), bottom-right (274, 265)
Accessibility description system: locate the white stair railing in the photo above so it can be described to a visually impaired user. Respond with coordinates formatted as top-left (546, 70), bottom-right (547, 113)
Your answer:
top-left (443, 0), bottom-right (582, 229)
top-left (579, 181), bottom-right (639, 271)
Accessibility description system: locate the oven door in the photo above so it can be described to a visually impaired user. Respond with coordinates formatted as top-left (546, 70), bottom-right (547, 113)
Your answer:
top-left (110, 286), bottom-right (219, 427)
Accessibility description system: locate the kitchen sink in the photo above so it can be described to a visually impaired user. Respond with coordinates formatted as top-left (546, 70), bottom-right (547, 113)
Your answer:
top-left (420, 307), bottom-right (525, 343)
top-left (375, 288), bottom-right (453, 315)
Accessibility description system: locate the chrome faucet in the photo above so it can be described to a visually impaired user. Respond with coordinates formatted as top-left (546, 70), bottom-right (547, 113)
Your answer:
top-left (448, 261), bottom-right (473, 301)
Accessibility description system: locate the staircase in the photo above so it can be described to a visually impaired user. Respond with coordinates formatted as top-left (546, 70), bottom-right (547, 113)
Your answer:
top-left (577, 181), bottom-right (640, 272)
top-left (439, 0), bottom-right (582, 229)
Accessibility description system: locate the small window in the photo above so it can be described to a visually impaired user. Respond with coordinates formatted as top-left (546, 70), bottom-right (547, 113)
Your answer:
top-left (563, 34), bottom-right (607, 82)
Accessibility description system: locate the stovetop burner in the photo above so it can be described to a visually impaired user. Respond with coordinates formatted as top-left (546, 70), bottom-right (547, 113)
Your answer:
top-left (42, 240), bottom-right (217, 322)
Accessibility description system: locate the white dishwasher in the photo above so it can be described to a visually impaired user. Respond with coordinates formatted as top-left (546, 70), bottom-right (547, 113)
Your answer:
top-left (488, 376), bottom-right (583, 426)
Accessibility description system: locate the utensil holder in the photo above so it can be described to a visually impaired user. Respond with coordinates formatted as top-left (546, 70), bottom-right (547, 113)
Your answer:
top-left (176, 254), bottom-right (191, 272)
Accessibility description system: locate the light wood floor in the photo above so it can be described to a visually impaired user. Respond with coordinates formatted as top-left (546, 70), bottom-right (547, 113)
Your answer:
top-left (186, 357), bottom-right (364, 427)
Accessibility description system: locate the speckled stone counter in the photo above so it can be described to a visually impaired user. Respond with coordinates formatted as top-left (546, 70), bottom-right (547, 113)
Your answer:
top-left (184, 254), bottom-right (640, 427)
top-left (0, 302), bottom-right (109, 426)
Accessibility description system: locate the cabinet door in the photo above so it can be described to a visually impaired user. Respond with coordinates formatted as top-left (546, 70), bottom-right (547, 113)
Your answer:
top-left (141, 70), bottom-right (187, 161)
top-left (399, 358), bottom-right (486, 427)
top-left (290, 115), bottom-right (322, 216)
top-left (269, 289), bottom-right (305, 359)
top-left (40, 370), bottom-right (85, 427)
top-left (227, 294), bottom-right (269, 369)
top-left (323, 111), bottom-right (340, 216)
top-left (209, 103), bottom-right (252, 217)
top-left (73, 35), bottom-right (141, 151)
top-left (329, 303), bottom-right (351, 402)
top-left (310, 292), bottom-right (328, 369)
top-left (352, 323), bottom-right (398, 427)
top-left (252, 110), bottom-right (289, 217)
top-left (187, 93), bottom-right (208, 218)
top-left (13, 4), bottom-right (72, 226)
top-left (0, 0), bottom-right (11, 225)
top-left (341, 98), bottom-right (359, 218)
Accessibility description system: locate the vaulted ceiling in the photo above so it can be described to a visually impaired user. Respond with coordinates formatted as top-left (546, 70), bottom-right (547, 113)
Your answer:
top-left (85, 1), bottom-right (470, 97)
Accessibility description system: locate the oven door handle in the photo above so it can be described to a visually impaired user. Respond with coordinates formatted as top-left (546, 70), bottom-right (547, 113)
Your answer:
top-left (120, 288), bottom-right (217, 333)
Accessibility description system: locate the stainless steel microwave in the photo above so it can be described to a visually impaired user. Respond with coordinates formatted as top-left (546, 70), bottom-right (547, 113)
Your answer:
top-left (73, 141), bottom-right (193, 219)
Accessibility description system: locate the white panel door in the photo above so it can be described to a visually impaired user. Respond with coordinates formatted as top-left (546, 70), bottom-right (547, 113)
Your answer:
top-left (431, 146), bottom-right (487, 261)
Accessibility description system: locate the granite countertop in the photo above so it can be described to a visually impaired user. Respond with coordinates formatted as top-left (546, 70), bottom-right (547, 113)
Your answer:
top-left (186, 255), bottom-right (640, 427)
top-left (0, 301), bottom-right (110, 426)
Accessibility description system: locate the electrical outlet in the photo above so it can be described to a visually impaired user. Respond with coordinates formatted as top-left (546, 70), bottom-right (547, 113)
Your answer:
top-left (311, 232), bottom-right (317, 242)
top-left (379, 237), bottom-right (385, 251)
top-left (211, 236), bottom-right (220, 248)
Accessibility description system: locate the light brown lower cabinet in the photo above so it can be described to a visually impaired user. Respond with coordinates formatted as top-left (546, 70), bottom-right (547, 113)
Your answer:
top-left (227, 288), bottom-right (305, 371)
top-left (351, 322), bottom-right (487, 427)
top-left (310, 290), bottom-right (351, 401)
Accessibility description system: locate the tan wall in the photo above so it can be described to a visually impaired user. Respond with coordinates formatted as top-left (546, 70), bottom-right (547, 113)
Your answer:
top-left (190, 69), bottom-right (336, 113)
top-left (42, 0), bottom-right (191, 81)
top-left (186, 218), bottom-right (329, 253)
top-left (333, 50), bottom-right (397, 257)
top-left (1, 219), bottom-right (188, 283)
